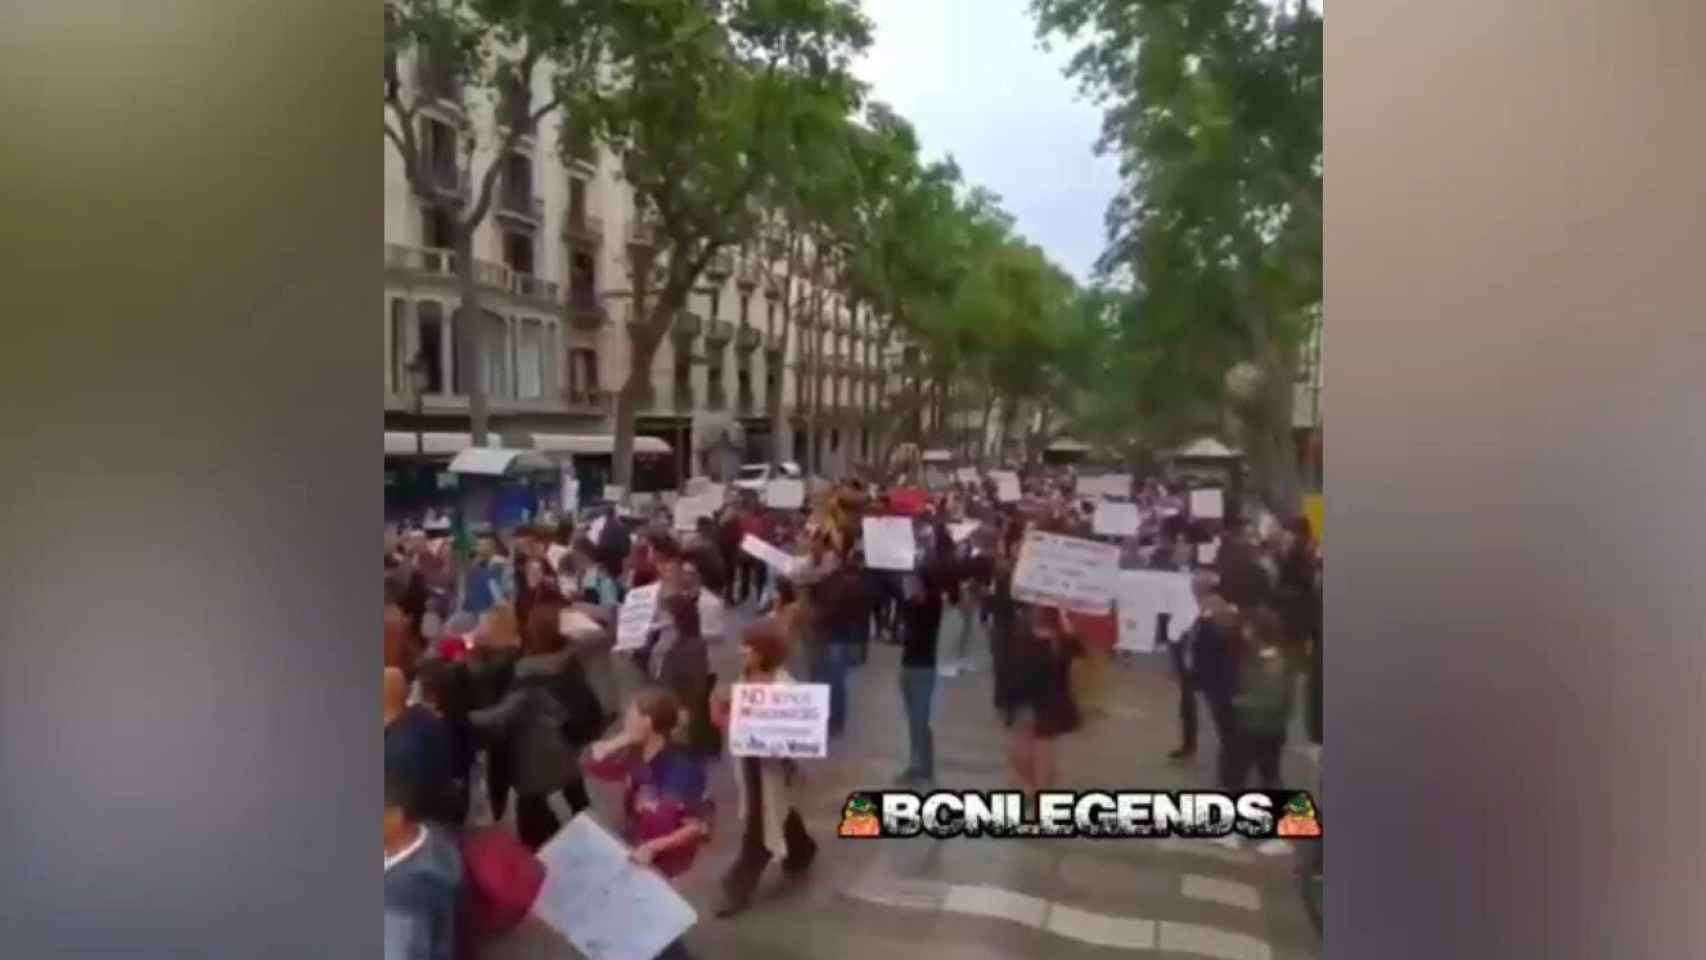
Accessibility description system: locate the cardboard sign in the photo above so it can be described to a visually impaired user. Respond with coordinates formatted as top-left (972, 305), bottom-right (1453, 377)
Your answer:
top-left (990, 471), bottom-right (1022, 503)
top-left (672, 493), bottom-right (719, 532)
top-left (955, 467), bottom-right (980, 484)
top-left (684, 476), bottom-right (713, 498)
top-left (1189, 488), bottom-right (1224, 520)
top-left (764, 478), bottom-right (805, 510)
top-left (862, 516), bottom-right (917, 571)
top-left (604, 485), bottom-right (625, 504)
top-left (728, 682), bottom-right (831, 758)
top-left (740, 534), bottom-right (801, 577)
top-left (612, 581), bottom-right (660, 653)
top-left (1111, 569), bottom-right (1199, 653)
top-left (1091, 500), bottom-right (1141, 537)
top-left (1010, 530), bottom-right (1121, 614)
top-left (533, 815), bottom-right (698, 960)
top-left (1196, 540), bottom-right (1220, 566)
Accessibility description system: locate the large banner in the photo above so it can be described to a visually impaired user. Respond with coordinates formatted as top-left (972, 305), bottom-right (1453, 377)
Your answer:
top-left (533, 815), bottom-right (698, 960)
top-left (728, 682), bottom-right (831, 758)
top-left (1011, 530), bottom-right (1120, 614)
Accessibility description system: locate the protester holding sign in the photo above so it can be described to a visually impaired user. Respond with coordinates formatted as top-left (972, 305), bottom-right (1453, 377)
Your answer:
top-left (896, 518), bottom-right (955, 785)
top-left (711, 620), bottom-right (818, 917)
top-left (583, 687), bottom-right (712, 960)
top-left (999, 603), bottom-right (1082, 795)
top-left (639, 593), bottom-right (718, 758)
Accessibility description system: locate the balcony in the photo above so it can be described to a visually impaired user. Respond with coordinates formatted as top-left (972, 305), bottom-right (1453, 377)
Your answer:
top-left (562, 211), bottom-right (604, 246)
top-left (566, 290), bottom-right (606, 331)
top-left (704, 320), bottom-right (734, 347)
top-left (736, 260), bottom-right (764, 290)
top-left (735, 325), bottom-right (761, 353)
top-left (707, 384), bottom-right (727, 411)
top-left (672, 312), bottom-right (703, 340)
top-left (496, 190), bottom-right (544, 228)
top-left (672, 383), bottom-right (694, 411)
top-left (564, 121), bottom-right (597, 170)
top-left (764, 330), bottom-right (785, 352)
top-left (509, 271), bottom-right (559, 305)
top-left (737, 389), bottom-right (756, 415)
top-left (563, 387), bottom-right (610, 413)
top-left (626, 214), bottom-right (658, 251)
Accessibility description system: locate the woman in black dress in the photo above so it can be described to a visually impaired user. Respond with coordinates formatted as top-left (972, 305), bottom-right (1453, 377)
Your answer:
top-left (1000, 602), bottom-right (1082, 792)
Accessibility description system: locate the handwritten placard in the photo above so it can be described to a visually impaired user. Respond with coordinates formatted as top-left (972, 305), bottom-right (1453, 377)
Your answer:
top-left (1092, 500), bottom-right (1141, 537)
top-left (740, 534), bottom-right (802, 577)
top-left (1196, 540), bottom-right (1220, 566)
top-left (990, 471), bottom-right (1022, 503)
top-left (955, 467), bottom-right (980, 484)
top-left (1189, 488), bottom-right (1224, 520)
top-left (672, 493), bottom-right (719, 532)
top-left (862, 516), bottom-right (917, 571)
top-left (728, 682), bottom-right (831, 758)
top-left (1111, 569), bottom-right (1199, 653)
top-left (613, 581), bottom-right (660, 653)
top-left (1010, 530), bottom-right (1120, 614)
top-left (533, 815), bottom-right (698, 960)
top-left (764, 478), bottom-right (805, 510)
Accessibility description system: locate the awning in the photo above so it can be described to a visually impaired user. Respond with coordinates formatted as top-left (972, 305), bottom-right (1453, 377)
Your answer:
top-left (385, 432), bottom-right (502, 456)
top-left (447, 447), bottom-right (558, 476)
top-left (1172, 437), bottom-right (1241, 459)
top-left (1046, 438), bottom-right (1093, 453)
top-left (527, 433), bottom-right (673, 456)
top-left (921, 448), bottom-right (954, 463)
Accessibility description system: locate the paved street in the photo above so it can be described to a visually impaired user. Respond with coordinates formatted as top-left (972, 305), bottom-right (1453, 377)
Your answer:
top-left (487, 603), bottom-right (1323, 960)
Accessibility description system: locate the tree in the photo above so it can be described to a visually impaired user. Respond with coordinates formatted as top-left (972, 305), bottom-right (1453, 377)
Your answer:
top-left (1033, 0), bottom-right (1322, 511)
top-left (560, 0), bottom-right (870, 490)
top-left (385, 0), bottom-right (601, 447)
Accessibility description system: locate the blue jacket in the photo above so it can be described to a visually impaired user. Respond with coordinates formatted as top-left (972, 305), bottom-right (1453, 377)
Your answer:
top-left (383, 827), bottom-right (462, 960)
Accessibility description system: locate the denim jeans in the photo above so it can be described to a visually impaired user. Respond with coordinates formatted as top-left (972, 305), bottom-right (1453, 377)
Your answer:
top-left (811, 643), bottom-right (853, 738)
top-left (899, 667), bottom-right (937, 778)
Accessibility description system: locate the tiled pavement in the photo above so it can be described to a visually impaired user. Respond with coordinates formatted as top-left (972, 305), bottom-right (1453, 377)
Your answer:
top-left (485, 606), bottom-right (1323, 959)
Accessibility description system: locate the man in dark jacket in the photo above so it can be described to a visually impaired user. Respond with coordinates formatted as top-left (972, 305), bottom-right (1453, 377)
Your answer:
top-left (383, 668), bottom-right (458, 827)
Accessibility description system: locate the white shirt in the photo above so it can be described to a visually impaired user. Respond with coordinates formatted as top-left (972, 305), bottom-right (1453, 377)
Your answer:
top-left (383, 825), bottom-right (427, 873)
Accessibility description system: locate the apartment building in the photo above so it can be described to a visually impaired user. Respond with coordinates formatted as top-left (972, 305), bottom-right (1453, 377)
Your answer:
top-left (383, 51), bottom-right (906, 483)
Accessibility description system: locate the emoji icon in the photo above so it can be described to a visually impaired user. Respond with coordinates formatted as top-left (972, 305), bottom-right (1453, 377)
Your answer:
top-left (1276, 792), bottom-right (1322, 838)
top-left (837, 793), bottom-right (882, 838)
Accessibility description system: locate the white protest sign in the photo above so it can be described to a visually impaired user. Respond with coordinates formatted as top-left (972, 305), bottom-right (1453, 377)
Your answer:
top-left (684, 476), bottom-right (713, 498)
top-left (740, 534), bottom-right (802, 577)
top-left (955, 467), bottom-right (979, 484)
top-left (533, 815), bottom-right (698, 960)
top-left (764, 478), bottom-right (805, 510)
top-left (673, 493), bottom-right (719, 532)
top-left (613, 581), bottom-right (660, 653)
top-left (1196, 540), bottom-right (1220, 566)
top-left (1092, 500), bottom-right (1141, 537)
top-left (604, 485), bottom-right (625, 504)
top-left (728, 682), bottom-right (831, 758)
top-left (1111, 569), bottom-right (1199, 653)
top-left (1189, 488), bottom-right (1224, 520)
top-left (991, 471), bottom-right (1021, 503)
top-left (862, 516), bottom-right (917, 571)
top-left (948, 520), bottom-right (981, 544)
top-left (1011, 530), bottom-right (1121, 614)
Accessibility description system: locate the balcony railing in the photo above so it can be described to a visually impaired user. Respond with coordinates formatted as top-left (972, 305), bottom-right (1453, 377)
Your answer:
top-left (563, 388), bottom-right (609, 412)
top-left (562, 211), bottom-right (604, 246)
top-left (673, 313), bottom-right (703, 339)
top-left (705, 250), bottom-right (734, 281)
top-left (421, 166), bottom-right (471, 204)
top-left (567, 290), bottom-right (606, 330)
top-left (704, 320), bottom-right (734, 347)
top-left (734, 325), bottom-right (761, 352)
top-left (510, 272), bottom-right (559, 304)
top-left (414, 57), bottom-right (463, 108)
top-left (497, 190), bottom-right (544, 226)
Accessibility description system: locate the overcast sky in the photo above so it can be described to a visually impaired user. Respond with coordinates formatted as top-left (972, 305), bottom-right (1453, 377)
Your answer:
top-left (853, 0), bottom-right (1120, 285)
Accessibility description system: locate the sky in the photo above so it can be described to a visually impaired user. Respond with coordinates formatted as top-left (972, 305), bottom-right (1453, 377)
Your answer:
top-left (853, 0), bottom-right (1121, 285)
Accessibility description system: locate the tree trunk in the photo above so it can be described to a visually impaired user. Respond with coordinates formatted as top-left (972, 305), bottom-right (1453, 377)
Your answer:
top-left (456, 234), bottom-right (490, 447)
top-left (767, 330), bottom-right (786, 469)
top-left (978, 391), bottom-right (998, 467)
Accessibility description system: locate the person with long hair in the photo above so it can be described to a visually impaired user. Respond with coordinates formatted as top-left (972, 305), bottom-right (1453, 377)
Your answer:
top-left (467, 606), bottom-right (590, 850)
top-left (999, 603), bottom-right (1082, 794)
top-left (711, 621), bottom-right (818, 917)
top-left (641, 591), bottom-right (718, 758)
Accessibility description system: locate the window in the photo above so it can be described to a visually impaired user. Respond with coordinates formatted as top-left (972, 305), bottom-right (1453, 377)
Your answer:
top-left (389, 298), bottom-right (407, 394)
top-left (423, 207), bottom-right (455, 251)
top-left (423, 118), bottom-right (457, 190)
top-left (568, 177), bottom-right (588, 226)
top-left (503, 153), bottom-right (533, 208)
top-left (517, 319), bottom-right (545, 399)
top-left (483, 312), bottom-right (510, 399)
top-left (569, 249), bottom-right (596, 304)
top-left (568, 348), bottom-right (599, 399)
top-left (503, 232), bottom-right (534, 275)
top-left (418, 303), bottom-right (445, 394)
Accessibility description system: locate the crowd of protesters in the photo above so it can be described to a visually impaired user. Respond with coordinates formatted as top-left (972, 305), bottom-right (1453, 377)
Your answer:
top-left (381, 465), bottom-right (1323, 959)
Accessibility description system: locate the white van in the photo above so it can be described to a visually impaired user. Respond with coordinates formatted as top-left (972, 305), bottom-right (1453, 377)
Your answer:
top-left (733, 461), bottom-right (802, 491)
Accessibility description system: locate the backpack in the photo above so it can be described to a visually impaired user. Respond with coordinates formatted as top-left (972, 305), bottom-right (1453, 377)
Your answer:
top-left (1233, 648), bottom-right (1293, 736)
top-left (458, 826), bottom-right (544, 939)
